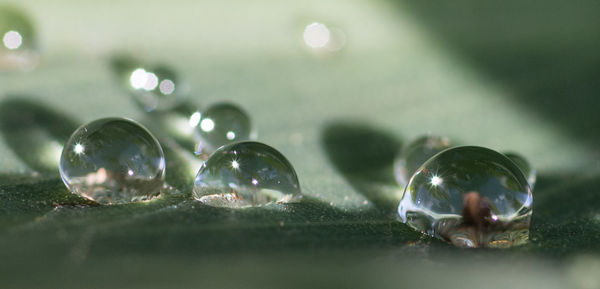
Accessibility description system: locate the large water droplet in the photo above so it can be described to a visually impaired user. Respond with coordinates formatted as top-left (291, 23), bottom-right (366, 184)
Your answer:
top-left (0, 5), bottom-right (39, 70)
top-left (394, 135), bottom-right (451, 187)
top-left (59, 118), bottom-right (166, 205)
top-left (398, 146), bottom-right (533, 248)
top-left (194, 102), bottom-right (253, 158)
top-left (193, 141), bottom-right (301, 207)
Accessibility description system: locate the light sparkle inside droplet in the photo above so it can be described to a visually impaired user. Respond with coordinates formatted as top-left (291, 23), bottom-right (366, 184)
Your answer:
top-left (188, 112), bottom-right (201, 128)
top-left (73, 143), bottom-right (84, 155)
top-left (431, 175), bottom-right (442, 186)
top-left (200, 118), bottom-right (215, 132)
top-left (159, 79), bottom-right (175, 95)
top-left (143, 72), bottom-right (159, 91)
top-left (226, 131), bottom-right (235, 140)
top-left (130, 68), bottom-right (148, 89)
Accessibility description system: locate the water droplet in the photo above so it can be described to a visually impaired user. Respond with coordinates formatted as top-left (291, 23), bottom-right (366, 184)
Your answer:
top-left (0, 5), bottom-right (39, 70)
top-left (130, 66), bottom-right (184, 112)
top-left (398, 146), bottom-right (533, 248)
top-left (193, 141), bottom-right (301, 207)
top-left (110, 55), bottom-right (186, 112)
top-left (194, 102), bottom-right (253, 157)
top-left (394, 135), bottom-right (451, 187)
top-left (504, 151), bottom-right (536, 190)
top-left (59, 118), bottom-right (166, 205)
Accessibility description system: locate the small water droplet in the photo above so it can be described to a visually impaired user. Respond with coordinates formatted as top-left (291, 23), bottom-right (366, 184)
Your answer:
top-left (130, 66), bottom-right (184, 112)
top-left (394, 135), bottom-right (451, 188)
top-left (398, 146), bottom-right (533, 248)
top-left (0, 5), bottom-right (39, 70)
top-left (194, 102), bottom-right (253, 157)
top-left (59, 118), bottom-right (166, 205)
top-left (193, 141), bottom-right (301, 207)
top-left (110, 55), bottom-right (186, 112)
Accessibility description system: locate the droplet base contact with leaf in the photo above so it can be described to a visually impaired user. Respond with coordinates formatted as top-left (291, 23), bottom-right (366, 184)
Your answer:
top-left (193, 141), bottom-right (302, 208)
top-left (398, 146), bottom-right (533, 248)
top-left (59, 118), bottom-right (166, 205)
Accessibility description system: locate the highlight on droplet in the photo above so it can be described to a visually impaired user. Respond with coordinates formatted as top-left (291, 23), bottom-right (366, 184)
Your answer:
top-left (303, 22), bottom-right (330, 48)
top-left (2, 30), bottom-right (22, 50)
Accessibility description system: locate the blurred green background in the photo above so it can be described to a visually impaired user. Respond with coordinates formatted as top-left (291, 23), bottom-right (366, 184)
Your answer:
top-left (1, 0), bottom-right (599, 288)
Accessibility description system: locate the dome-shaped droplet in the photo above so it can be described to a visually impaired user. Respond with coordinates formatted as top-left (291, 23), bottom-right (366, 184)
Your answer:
top-left (503, 152), bottom-right (536, 190)
top-left (0, 5), bottom-right (39, 70)
top-left (194, 102), bottom-right (252, 157)
top-left (398, 146), bottom-right (533, 248)
top-left (59, 118), bottom-right (166, 205)
top-left (394, 135), bottom-right (451, 187)
top-left (193, 141), bottom-right (301, 207)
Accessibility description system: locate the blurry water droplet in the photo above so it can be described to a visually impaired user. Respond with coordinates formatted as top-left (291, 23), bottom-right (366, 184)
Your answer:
top-left (110, 55), bottom-right (187, 112)
top-left (394, 135), bottom-right (451, 187)
top-left (131, 66), bottom-right (184, 112)
top-left (398, 146), bottom-right (533, 248)
top-left (194, 102), bottom-right (253, 158)
top-left (59, 118), bottom-right (166, 205)
top-left (304, 22), bottom-right (330, 48)
top-left (0, 5), bottom-right (39, 70)
top-left (193, 141), bottom-right (301, 207)
top-left (303, 22), bottom-right (346, 53)
top-left (504, 151), bottom-right (536, 190)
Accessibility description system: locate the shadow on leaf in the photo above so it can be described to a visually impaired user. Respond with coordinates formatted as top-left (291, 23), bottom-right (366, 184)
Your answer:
top-left (0, 97), bottom-right (79, 174)
top-left (527, 172), bottom-right (600, 256)
top-left (398, 0), bottom-right (600, 148)
top-left (321, 121), bottom-right (403, 215)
